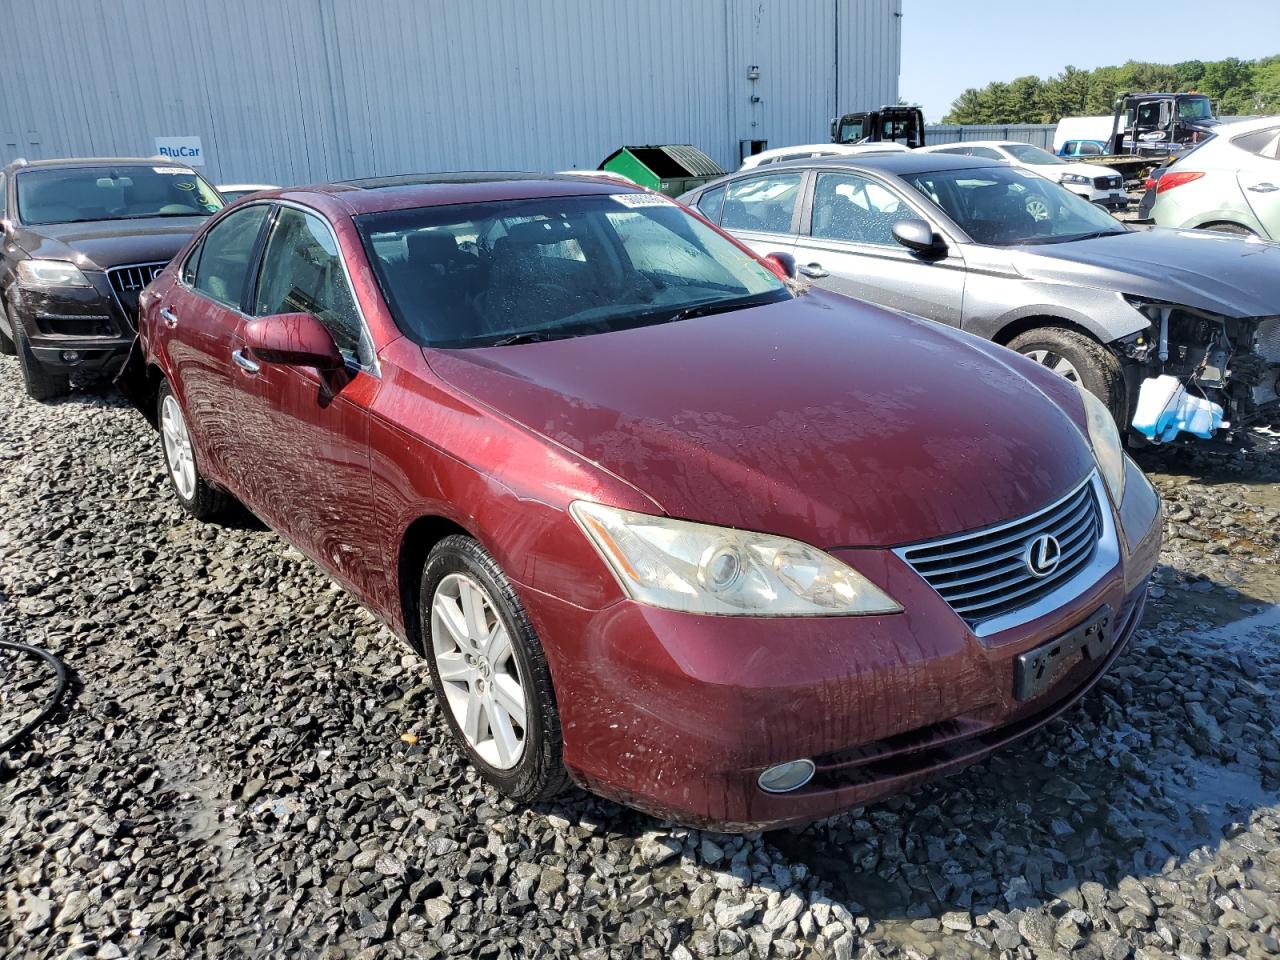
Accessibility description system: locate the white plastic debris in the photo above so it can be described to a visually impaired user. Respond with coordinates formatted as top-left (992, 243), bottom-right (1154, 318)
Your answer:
top-left (1131, 374), bottom-right (1224, 443)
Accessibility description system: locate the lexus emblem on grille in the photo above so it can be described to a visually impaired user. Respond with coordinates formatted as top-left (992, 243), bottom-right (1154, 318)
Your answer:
top-left (1023, 533), bottom-right (1062, 578)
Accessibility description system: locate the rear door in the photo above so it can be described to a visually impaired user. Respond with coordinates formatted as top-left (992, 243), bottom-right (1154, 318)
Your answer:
top-left (240, 203), bottom-right (385, 599)
top-left (159, 203), bottom-right (271, 491)
top-left (790, 170), bottom-right (966, 325)
top-left (714, 170), bottom-right (804, 260)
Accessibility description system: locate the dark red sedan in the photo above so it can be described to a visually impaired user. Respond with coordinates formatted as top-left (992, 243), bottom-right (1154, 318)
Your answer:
top-left (136, 173), bottom-right (1160, 830)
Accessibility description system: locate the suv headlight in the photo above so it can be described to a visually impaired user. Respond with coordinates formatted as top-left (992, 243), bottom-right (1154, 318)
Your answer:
top-left (1076, 384), bottom-right (1126, 503)
top-left (571, 502), bottom-right (901, 617)
top-left (1059, 173), bottom-right (1092, 186)
top-left (17, 259), bottom-right (91, 288)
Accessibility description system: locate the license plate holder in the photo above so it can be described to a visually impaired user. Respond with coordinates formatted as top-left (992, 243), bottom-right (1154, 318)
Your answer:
top-left (1013, 605), bottom-right (1113, 702)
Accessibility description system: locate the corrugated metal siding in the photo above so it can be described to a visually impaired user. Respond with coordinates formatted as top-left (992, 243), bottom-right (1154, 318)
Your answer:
top-left (0, 0), bottom-right (899, 184)
top-left (926, 124), bottom-right (1058, 149)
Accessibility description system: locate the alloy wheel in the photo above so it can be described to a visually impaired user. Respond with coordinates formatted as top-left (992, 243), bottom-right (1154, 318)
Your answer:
top-left (160, 394), bottom-right (197, 500)
top-left (430, 572), bottom-right (527, 769)
top-left (1022, 348), bottom-right (1083, 384)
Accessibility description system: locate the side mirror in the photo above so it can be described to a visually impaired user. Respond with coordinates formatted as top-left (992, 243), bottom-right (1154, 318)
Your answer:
top-left (764, 251), bottom-right (797, 280)
top-left (244, 312), bottom-right (344, 370)
top-left (892, 219), bottom-right (946, 256)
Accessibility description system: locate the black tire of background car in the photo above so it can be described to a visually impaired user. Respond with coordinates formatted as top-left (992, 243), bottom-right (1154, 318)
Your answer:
top-left (155, 379), bottom-right (232, 523)
top-left (420, 534), bottom-right (571, 803)
top-left (1008, 326), bottom-right (1128, 429)
top-left (12, 309), bottom-right (70, 402)
top-left (1197, 222), bottom-right (1256, 237)
top-left (0, 304), bottom-right (15, 356)
top-left (0, 640), bottom-right (70, 755)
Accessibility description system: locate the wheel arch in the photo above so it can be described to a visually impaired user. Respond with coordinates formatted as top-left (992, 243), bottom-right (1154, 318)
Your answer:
top-left (397, 514), bottom-right (476, 654)
top-left (991, 313), bottom-right (1107, 349)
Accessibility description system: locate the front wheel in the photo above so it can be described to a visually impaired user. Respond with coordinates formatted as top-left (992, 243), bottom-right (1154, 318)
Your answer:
top-left (12, 312), bottom-right (70, 402)
top-left (421, 534), bottom-right (569, 803)
top-left (1008, 326), bottom-right (1127, 428)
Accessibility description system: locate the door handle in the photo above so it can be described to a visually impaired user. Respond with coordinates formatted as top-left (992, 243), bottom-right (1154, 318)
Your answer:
top-left (159, 307), bottom-right (179, 328)
top-left (797, 262), bottom-right (829, 279)
top-left (231, 348), bottom-right (260, 374)
top-left (1246, 182), bottom-right (1278, 193)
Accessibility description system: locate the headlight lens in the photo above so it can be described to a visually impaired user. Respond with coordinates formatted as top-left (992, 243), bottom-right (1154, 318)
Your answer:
top-left (17, 259), bottom-right (91, 288)
top-left (570, 502), bottom-right (901, 617)
top-left (1076, 384), bottom-right (1126, 503)
top-left (1059, 173), bottom-right (1092, 185)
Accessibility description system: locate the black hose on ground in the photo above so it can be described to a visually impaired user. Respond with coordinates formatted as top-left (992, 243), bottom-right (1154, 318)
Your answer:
top-left (0, 639), bottom-right (70, 753)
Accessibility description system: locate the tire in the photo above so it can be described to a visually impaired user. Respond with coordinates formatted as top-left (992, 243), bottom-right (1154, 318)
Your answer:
top-left (1008, 326), bottom-right (1127, 428)
top-left (420, 534), bottom-right (569, 803)
top-left (12, 310), bottom-right (70, 401)
top-left (0, 303), bottom-right (15, 356)
top-left (156, 380), bottom-right (231, 522)
top-left (1198, 222), bottom-right (1255, 237)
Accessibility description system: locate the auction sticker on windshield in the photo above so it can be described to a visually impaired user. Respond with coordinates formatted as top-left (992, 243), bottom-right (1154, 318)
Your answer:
top-left (611, 193), bottom-right (672, 208)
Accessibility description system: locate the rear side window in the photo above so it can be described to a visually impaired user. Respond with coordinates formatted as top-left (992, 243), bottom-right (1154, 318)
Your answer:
top-left (1232, 126), bottom-right (1280, 161)
top-left (193, 204), bottom-right (270, 308)
top-left (254, 207), bottom-right (366, 364)
top-left (971, 147), bottom-right (1006, 161)
top-left (720, 172), bottom-right (802, 234)
top-left (696, 184), bottom-right (726, 223)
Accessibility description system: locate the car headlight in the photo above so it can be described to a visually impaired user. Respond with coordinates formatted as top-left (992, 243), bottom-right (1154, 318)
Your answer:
top-left (1076, 384), bottom-right (1126, 503)
top-left (17, 259), bottom-right (91, 288)
top-left (1059, 173), bottom-right (1092, 185)
top-left (570, 501), bottom-right (901, 617)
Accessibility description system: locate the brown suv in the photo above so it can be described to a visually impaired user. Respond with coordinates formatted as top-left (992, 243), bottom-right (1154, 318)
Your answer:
top-left (0, 157), bottom-right (223, 400)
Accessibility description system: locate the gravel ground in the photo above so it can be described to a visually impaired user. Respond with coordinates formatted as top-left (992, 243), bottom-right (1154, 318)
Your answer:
top-left (2, 358), bottom-right (1279, 960)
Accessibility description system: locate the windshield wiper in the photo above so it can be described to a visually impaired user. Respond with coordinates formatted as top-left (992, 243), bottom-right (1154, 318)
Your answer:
top-left (490, 331), bottom-right (557, 346)
top-left (666, 294), bottom-right (778, 324)
top-left (1016, 229), bottom-right (1128, 245)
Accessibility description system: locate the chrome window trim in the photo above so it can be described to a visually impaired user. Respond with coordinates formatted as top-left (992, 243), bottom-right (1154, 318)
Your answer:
top-left (265, 199), bottom-right (381, 378)
top-left (894, 471), bottom-right (1120, 639)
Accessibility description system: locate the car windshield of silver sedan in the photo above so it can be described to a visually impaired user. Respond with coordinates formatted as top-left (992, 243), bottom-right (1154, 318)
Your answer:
top-left (906, 166), bottom-right (1128, 246)
top-left (356, 194), bottom-right (791, 348)
top-left (15, 166), bottom-right (224, 225)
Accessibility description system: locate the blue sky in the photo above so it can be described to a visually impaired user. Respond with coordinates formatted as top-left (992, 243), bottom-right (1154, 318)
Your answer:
top-left (902, 0), bottom-right (1280, 121)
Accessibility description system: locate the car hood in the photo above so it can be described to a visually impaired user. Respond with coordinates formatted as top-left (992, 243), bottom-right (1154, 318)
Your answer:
top-left (1010, 228), bottom-right (1280, 318)
top-left (426, 290), bottom-right (1096, 548)
top-left (13, 216), bottom-right (210, 271)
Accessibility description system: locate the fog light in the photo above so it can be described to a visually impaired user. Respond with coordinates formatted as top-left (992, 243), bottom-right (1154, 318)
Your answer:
top-left (757, 759), bottom-right (815, 794)
top-left (60, 350), bottom-right (81, 364)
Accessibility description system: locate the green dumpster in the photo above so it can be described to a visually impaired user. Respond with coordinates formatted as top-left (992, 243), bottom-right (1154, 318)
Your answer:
top-left (599, 145), bottom-right (726, 197)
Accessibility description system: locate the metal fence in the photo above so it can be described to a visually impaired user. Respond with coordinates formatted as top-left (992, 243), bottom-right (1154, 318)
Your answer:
top-left (924, 124), bottom-right (1057, 148)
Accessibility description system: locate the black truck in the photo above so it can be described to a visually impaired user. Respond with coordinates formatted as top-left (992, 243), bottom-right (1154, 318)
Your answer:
top-left (830, 106), bottom-right (926, 149)
top-left (0, 157), bottom-right (224, 400)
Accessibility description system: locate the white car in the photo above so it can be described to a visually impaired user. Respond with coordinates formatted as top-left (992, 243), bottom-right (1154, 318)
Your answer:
top-left (216, 183), bottom-right (278, 202)
top-left (739, 142), bottom-right (909, 171)
top-left (920, 141), bottom-right (1130, 211)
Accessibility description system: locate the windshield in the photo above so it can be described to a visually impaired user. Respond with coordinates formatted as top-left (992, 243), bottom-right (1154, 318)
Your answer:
top-left (1002, 143), bottom-right (1065, 165)
top-left (1179, 97), bottom-right (1213, 120)
top-left (357, 193), bottom-right (791, 348)
top-left (905, 165), bottom-right (1127, 246)
top-left (837, 118), bottom-right (866, 143)
top-left (15, 166), bottom-right (224, 225)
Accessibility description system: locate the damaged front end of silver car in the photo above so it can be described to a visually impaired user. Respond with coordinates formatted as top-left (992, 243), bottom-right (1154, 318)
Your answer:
top-left (1115, 298), bottom-right (1280, 443)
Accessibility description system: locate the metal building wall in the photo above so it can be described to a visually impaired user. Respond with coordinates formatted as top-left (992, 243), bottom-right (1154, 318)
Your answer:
top-left (0, 0), bottom-right (900, 185)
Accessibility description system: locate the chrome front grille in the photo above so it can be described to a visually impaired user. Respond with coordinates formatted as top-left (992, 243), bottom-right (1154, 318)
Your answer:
top-left (107, 262), bottom-right (167, 297)
top-left (106, 261), bottom-right (167, 327)
top-left (896, 475), bottom-right (1102, 630)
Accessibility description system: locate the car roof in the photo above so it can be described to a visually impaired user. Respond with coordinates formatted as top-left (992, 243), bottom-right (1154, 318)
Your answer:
top-left (271, 171), bottom-right (638, 216)
top-left (1214, 115), bottom-right (1280, 136)
top-left (7, 156), bottom-right (197, 172)
top-left (764, 151), bottom-right (1000, 176)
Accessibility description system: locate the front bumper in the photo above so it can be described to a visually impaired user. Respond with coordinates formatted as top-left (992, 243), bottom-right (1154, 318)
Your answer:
top-left (1063, 184), bottom-right (1131, 209)
top-left (519, 460), bottom-right (1161, 831)
top-left (6, 275), bottom-right (135, 372)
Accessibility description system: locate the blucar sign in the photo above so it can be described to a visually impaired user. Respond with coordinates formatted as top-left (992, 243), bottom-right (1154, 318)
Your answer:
top-left (153, 136), bottom-right (204, 166)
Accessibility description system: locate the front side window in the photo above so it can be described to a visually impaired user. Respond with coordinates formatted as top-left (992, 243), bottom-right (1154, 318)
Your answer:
top-left (192, 204), bottom-right (270, 308)
top-left (906, 165), bottom-right (1126, 246)
top-left (357, 193), bottom-right (789, 349)
top-left (720, 172), bottom-right (802, 234)
top-left (1077, 141), bottom-right (1103, 156)
top-left (254, 207), bottom-right (366, 363)
top-left (810, 172), bottom-right (915, 245)
top-left (15, 165), bottom-right (223, 226)
top-left (1001, 144), bottom-right (1064, 165)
